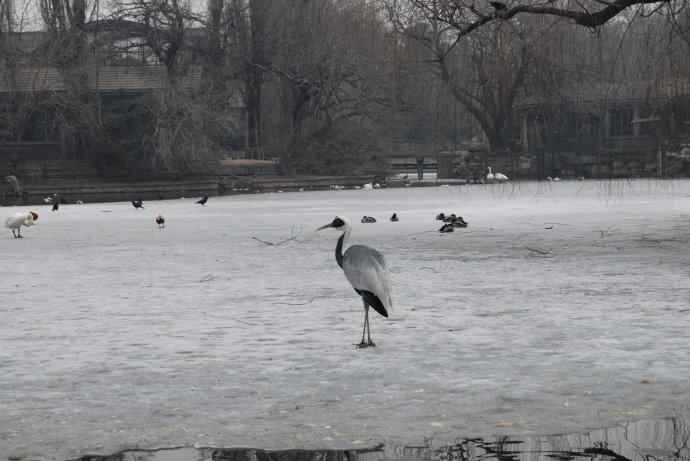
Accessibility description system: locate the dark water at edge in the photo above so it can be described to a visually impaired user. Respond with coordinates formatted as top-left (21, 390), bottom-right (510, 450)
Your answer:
top-left (53, 416), bottom-right (690, 461)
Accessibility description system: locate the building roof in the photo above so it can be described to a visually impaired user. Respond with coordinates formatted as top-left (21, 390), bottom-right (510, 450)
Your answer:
top-left (0, 65), bottom-right (203, 93)
top-left (518, 79), bottom-right (690, 110)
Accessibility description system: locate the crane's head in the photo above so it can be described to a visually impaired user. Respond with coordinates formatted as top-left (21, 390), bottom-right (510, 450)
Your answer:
top-left (317, 215), bottom-right (350, 232)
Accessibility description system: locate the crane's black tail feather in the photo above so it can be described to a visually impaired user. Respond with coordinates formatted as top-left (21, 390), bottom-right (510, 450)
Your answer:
top-left (358, 290), bottom-right (388, 317)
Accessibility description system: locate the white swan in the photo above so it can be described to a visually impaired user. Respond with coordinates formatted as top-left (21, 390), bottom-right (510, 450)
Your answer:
top-left (487, 167), bottom-right (509, 182)
top-left (494, 171), bottom-right (509, 182)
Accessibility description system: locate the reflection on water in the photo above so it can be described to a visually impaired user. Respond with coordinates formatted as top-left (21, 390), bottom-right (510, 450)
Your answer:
top-left (69, 417), bottom-right (690, 461)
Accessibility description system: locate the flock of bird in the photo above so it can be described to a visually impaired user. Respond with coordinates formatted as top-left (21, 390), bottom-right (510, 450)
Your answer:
top-left (6, 195), bottom-right (211, 239)
top-left (4, 175), bottom-right (490, 347)
top-left (436, 213), bottom-right (469, 233)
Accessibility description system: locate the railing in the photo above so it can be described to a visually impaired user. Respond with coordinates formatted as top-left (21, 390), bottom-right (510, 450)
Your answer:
top-left (0, 142), bottom-right (62, 161)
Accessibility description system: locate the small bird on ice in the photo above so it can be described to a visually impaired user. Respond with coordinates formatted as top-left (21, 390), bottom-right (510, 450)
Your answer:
top-left (439, 222), bottom-right (454, 233)
top-left (132, 199), bottom-right (144, 210)
top-left (390, 213), bottom-right (399, 222)
top-left (155, 214), bottom-right (165, 229)
top-left (196, 196), bottom-right (208, 206)
top-left (318, 216), bottom-right (392, 348)
top-left (451, 216), bottom-right (468, 228)
top-left (5, 211), bottom-right (38, 238)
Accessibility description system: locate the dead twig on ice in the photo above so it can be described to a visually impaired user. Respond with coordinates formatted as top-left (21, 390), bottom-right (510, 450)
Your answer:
top-left (526, 246), bottom-right (552, 256)
top-left (252, 236), bottom-right (298, 246)
top-left (638, 234), bottom-right (686, 245)
top-left (252, 226), bottom-right (302, 246)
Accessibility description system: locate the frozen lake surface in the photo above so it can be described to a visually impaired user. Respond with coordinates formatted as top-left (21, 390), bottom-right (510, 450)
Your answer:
top-left (2, 179), bottom-right (690, 460)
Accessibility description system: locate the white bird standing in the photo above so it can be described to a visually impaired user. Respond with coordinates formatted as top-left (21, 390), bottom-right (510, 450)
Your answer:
top-left (318, 216), bottom-right (392, 348)
top-left (5, 211), bottom-right (38, 238)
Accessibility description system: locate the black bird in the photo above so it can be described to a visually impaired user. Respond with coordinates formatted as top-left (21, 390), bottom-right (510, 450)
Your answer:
top-left (490, 1), bottom-right (507, 9)
top-left (155, 214), bottom-right (165, 229)
top-left (439, 223), bottom-right (455, 233)
top-left (390, 213), bottom-right (399, 222)
top-left (436, 213), bottom-right (446, 221)
top-left (52, 202), bottom-right (59, 212)
top-left (361, 216), bottom-right (377, 223)
top-left (132, 199), bottom-right (144, 210)
top-left (452, 216), bottom-right (468, 228)
top-left (196, 196), bottom-right (208, 206)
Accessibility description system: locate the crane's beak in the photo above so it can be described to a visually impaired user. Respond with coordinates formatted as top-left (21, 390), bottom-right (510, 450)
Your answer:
top-left (316, 223), bottom-right (333, 231)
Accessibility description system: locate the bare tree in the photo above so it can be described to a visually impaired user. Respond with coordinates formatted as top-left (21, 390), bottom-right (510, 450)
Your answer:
top-left (257, 0), bottom-right (392, 174)
top-left (224, 0), bottom-right (272, 158)
top-left (396, 0), bottom-right (671, 41)
top-left (387, 2), bottom-right (532, 160)
top-left (108, 0), bottom-right (198, 79)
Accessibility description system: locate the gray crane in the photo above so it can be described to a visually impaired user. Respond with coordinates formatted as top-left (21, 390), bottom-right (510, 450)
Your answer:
top-left (318, 216), bottom-right (392, 348)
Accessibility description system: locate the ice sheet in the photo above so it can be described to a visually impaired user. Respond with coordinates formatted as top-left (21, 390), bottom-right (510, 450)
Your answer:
top-left (1, 179), bottom-right (689, 460)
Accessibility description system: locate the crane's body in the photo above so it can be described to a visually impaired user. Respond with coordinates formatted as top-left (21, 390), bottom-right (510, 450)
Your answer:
top-left (5, 211), bottom-right (38, 238)
top-left (319, 216), bottom-right (392, 348)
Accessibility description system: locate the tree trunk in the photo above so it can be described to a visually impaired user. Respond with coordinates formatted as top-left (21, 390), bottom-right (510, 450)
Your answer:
top-left (231, 0), bottom-right (269, 159)
top-left (248, 0), bottom-right (269, 158)
top-left (205, 0), bottom-right (224, 91)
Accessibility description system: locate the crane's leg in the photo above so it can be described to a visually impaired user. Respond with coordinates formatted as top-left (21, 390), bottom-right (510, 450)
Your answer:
top-left (17, 228), bottom-right (22, 238)
top-left (366, 307), bottom-right (376, 347)
top-left (11, 228), bottom-right (16, 238)
top-left (357, 302), bottom-right (369, 348)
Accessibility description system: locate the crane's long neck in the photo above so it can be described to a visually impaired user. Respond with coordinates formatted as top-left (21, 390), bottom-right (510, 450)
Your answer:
top-left (335, 228), bottom-right (350, 269)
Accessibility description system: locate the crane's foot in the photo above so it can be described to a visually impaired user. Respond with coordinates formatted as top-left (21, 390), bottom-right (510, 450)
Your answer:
top-left (355, 340), bottom-right (376, 348)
